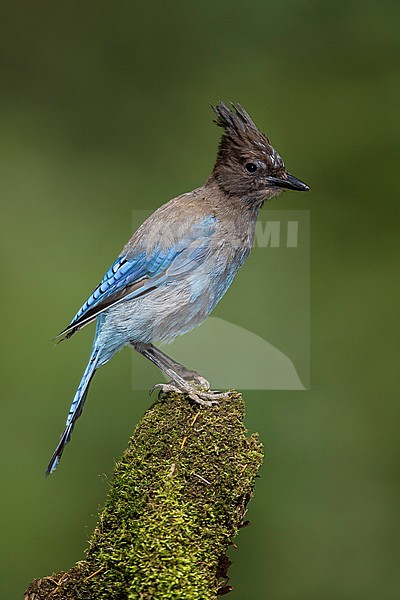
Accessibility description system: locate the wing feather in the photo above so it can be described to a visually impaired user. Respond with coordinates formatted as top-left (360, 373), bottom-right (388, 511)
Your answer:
top-left (56, 215), bottom-right (217, 340)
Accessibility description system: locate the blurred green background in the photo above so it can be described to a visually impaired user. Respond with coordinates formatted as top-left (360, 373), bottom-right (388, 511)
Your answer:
top-left (1, 1), bottom-right (399, 598)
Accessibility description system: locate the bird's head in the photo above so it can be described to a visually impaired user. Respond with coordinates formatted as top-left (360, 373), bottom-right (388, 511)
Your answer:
top-left (209, 102), bottom-right (309, 204)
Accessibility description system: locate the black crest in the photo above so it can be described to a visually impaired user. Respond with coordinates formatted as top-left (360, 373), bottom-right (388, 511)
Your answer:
top-left (211, 101), bottom-right (285, 177)
top-left (212, 101), bottom-right (260, 141)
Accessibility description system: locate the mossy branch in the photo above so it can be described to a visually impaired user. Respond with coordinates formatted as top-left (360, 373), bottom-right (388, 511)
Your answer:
top-left (25, 391), bottom-right (264, 600)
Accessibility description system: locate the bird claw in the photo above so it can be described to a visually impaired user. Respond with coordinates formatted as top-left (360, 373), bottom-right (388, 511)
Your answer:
top-left (173, 371), bottom-right (211, 391)
top-left (149, 381), bottom-right (230, 407)
top-left (191, 375), bottom-right (211, 390)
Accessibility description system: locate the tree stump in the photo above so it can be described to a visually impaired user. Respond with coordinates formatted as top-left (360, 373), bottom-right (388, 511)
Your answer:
top-left (25, 391), bottom-right (263, 599)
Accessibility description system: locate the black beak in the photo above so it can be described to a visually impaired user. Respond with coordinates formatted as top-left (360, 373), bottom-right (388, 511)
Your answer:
top-left (268, 173), bottom-right (310, 192)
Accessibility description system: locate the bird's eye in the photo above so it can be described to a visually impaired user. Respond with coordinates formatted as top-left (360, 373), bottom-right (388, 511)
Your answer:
top-left (245, 162), bottom-right (258, 173)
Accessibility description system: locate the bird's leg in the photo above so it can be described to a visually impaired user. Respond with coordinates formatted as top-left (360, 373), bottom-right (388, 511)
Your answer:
top-left (142, 343), bottom-right (210, 390)
top-left (131, 342), bottom-right (229, 407)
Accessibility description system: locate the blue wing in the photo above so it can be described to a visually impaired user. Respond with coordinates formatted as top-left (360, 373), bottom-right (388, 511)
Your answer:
top-left (57, 215), bottom-right (217, 339)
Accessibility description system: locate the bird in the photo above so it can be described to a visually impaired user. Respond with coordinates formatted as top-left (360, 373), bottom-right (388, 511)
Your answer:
top-left (46, 102), bottom-right (309, 475)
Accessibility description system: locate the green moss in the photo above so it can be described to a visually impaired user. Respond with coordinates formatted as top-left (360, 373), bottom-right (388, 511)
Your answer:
top-left (25, 391), bottom-right (263, 600)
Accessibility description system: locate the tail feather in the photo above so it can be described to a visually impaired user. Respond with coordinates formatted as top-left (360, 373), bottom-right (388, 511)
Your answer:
top-left (46, 347), bottom-right (100, 475)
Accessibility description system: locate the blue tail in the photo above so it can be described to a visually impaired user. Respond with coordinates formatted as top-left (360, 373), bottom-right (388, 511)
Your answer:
top-left (46, 347), bottom-right (101, 475)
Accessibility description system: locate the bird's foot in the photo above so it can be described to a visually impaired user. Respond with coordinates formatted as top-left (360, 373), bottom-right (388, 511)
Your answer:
top-left (180, 370), bottom-right (211, 391)
top-left (158, 367), bottom-right (210, 390)
top-left (149, 381), bottom-right (230, 407)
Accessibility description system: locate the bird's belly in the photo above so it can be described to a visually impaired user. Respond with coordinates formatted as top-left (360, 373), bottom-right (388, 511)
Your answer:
top-left (96, 258), bottom-right (240, 353)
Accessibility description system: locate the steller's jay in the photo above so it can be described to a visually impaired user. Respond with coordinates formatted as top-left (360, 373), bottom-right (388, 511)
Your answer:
top-left (46, 102), bottom-right (309, 474)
